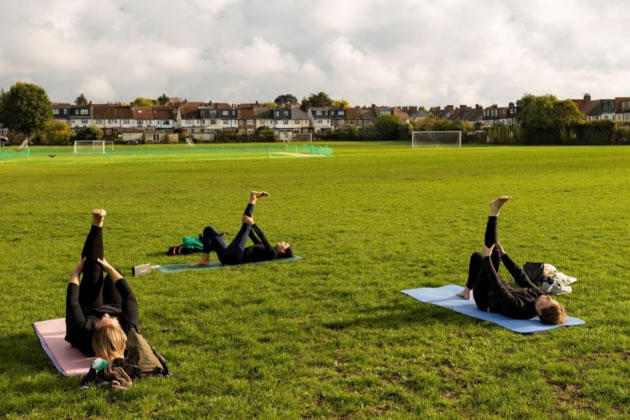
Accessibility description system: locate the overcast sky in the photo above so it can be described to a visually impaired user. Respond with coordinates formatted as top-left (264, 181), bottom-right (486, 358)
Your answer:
top-left (1, 0), bottom-right (629, 107)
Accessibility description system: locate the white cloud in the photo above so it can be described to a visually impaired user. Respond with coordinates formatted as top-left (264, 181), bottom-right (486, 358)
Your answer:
top-left (1, 0), bottom-right (629, 106)
top-left (78, 77), bottom-right (117, 102)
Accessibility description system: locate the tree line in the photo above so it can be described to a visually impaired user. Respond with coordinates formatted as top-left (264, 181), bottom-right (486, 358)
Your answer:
top-left (2, 82), bottom-right (629, 145)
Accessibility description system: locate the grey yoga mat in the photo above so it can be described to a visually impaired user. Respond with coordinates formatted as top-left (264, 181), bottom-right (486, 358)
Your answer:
top-left (156, 255), bottom-right (304, 273)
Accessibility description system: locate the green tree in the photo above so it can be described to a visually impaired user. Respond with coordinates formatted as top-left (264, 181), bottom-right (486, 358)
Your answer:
top-left (334, 99), bottom-right (350, 109)
top-left (75, 93), bottom-right (88, 105)
top-left (517, 94), bottom-right (584, 144)
top-left (300, 92), bottom-right (334, 110)
top-left (374, 114), bottom-right (409, 140)
top-left (274, 94), bottom-right (298, 105)
top-left (157, 93), bottom-right (170, 105)
top-left (0, 82), bottom-right (53, 135)
top-left (39, 120), bottom-right (74, 145)
top-left (79, 125), bottom-right (104, 140)
top-left (132, 97), bottom-right (156, 107)
top-left (256, 126), bottom-right (277, 142)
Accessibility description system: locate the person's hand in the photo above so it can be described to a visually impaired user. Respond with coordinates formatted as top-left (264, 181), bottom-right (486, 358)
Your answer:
top-left (495, 241), bottom-right (505, 255)
top-left (74, 257), bottom-right (86, 273)
top-left (190, 253), bottom-right (210, 267)
top-left (190, 260), bottom-right (209, 267)
top-left (70, 257), bottom-right (86, 285)
top-left (242, 215), bottom-right (254, 225)
top-left (482, 243), bottom-right (495, 258)
top-left (97, 258), bottom-right (123, 282)
top-left (97, 258), bottom-right (114, 272)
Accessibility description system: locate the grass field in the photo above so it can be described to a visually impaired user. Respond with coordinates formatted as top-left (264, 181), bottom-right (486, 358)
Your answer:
top-left (1, 142), bottom-right (629, 418)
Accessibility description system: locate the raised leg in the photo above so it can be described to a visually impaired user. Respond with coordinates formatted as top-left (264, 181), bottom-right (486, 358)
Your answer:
top-left (78, 210), bottom-right (106, 310)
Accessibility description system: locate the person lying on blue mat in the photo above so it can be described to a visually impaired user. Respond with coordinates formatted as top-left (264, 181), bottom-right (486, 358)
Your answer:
top-left (457, 196), bottom-right (567, 325)
top-left (191, 191), bottom-right (293, 267)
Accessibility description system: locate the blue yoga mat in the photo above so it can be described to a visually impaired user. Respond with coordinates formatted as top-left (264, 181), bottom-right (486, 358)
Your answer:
top-left (402, 285), bottom-right (585, 334)
top-left (157, 255), bottom-right (304, 273)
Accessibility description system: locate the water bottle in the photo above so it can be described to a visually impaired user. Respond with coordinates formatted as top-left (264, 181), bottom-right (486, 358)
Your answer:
top-left (91, 357), bottom-right (108, 372)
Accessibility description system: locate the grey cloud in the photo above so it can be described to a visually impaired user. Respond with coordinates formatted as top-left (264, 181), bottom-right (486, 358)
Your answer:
top-left (1, 0), bottom-right (629, 106)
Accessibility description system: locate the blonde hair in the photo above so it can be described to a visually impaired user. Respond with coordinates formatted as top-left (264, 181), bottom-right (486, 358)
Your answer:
top-left (92, 324), bottom-right (127, 361)
top-left (539, 301), bottom-right (567, 325)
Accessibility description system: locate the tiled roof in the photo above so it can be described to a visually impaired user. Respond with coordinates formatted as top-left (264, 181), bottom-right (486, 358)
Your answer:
top-left (178, 102), bottom-right (206, 119)
top-left (290, 108), bottom-right (309, 120)
top-left (255, 108), bottom-right (275, 119)
top-left (132, 106), bottom-right (175, 120)
top-left (345, 108), bottom-right (362, 119)
top-left (92, 104), bottom-right (133, 120)
top-left (409, 110), bottom-right (431, 119)
top-left (393, 108), bottom-right (410, 121)
top-left (615, 97), bottom-right (630, 113)
top-left (238, 109), bottom-right (257, 119)
top-left (359, 108), bottom-right (377, 120)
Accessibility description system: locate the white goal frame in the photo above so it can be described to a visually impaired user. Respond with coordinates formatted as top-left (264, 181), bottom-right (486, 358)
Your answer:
top-left (412, 131), bottom-right (462, 148)
top-left (185, 137), bottom-right (195, 147)
top-left (290, 133), bottom-right (312, 143)
top-left (73, 140), bottom-right (115, 154)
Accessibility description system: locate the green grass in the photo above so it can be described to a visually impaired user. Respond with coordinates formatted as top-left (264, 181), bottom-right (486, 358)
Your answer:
top-left (1, 143), bottom-right (629, 418)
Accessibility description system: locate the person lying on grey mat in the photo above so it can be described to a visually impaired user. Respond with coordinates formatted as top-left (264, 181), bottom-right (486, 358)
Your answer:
top-left (191, 191), bottom-right (293, 266)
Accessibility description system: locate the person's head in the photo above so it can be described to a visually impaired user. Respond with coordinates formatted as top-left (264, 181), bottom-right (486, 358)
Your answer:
top-left (275, 241), bottom-right (293, 259)
top-left (536, 295), bottom-right (566, 325)
top-left (92, 315), bottom-right (127, 361)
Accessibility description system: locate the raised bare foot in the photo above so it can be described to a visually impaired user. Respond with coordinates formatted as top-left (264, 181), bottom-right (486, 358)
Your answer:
top-left (250, 191), bottom-right (269, 199)
top-left (91, 209), bottom-right (107, 227)
top-left (457, 287), bottom-right (472, 300)
top-left (489, 196), bottom-right (512, 216)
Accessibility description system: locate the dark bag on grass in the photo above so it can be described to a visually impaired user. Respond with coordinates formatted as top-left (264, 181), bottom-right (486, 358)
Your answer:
top-left (124, 328), bottom-right (169, 378)
top-left (523, 262), bottom-right (545, 284)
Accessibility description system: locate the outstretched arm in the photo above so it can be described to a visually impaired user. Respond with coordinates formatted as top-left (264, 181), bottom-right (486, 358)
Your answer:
top-left (252, 224), bottom-right (278, 258)
top-left (249, 229), bottom-right (261, 245)
top-left (500, 253), bottom-right (543, 293)
top-left (66, 258), bottom-right (88, 334)
top-left (98, 258), bottom-right (139, 328)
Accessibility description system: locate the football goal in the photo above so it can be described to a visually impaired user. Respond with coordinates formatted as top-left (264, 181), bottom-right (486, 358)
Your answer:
top-left (185, 137), bottom-right (195, 147)
top-left (412, 131), bottom-right (462, 148)
top-left (73, 140), bottom-right (115, 154)
top-left (290, 133), bottom-right (313, 142)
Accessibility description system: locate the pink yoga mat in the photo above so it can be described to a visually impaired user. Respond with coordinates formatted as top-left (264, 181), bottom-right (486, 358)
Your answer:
top-left (33, 318), bottom-right (92, 376)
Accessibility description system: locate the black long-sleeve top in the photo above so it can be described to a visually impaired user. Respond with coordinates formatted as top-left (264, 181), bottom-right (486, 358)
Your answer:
top-left (243, 224), bottom-right (278, 263)
top-left (484, 253), bottom-right (545, 319)
top-left (65, 278), bottom-right (139, 356)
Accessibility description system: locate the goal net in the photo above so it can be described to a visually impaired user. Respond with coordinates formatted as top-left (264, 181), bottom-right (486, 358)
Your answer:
top-left (412, 131), bottom-right (462, 148)
top-left (73, 140), bottom-right (115, 154)
top-left (291, 133), bottom-right (313, 142)
top-left (185, 138), bottom-right (195, 147)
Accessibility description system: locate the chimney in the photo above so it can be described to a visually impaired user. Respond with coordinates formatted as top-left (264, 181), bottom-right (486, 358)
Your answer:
top-left (584, 93), bottom-right (591, 102)
top-left (459, 104), bottom-right (468, 109)
top-left (475, 104), bottom-right (482, 109)
top-left (509, 102), bottom-right (515, 108)
top-left (445, 105), bottom-right (454, 112)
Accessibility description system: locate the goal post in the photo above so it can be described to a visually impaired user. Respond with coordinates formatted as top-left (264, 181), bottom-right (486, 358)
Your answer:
top-left (73, 140), bottom-right (115, 154)
top-left (291, 133), bottom-right (313, 142)
top-left (412, 131), bottom-right (462, 148)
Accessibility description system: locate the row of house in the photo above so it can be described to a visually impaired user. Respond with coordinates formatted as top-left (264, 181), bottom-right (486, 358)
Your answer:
top-left (572, 94), bottom-right (630, 122)
top-left (50, 93), bottom-right (630, 142)
top-left (51, 102), bottom-right (412, 141)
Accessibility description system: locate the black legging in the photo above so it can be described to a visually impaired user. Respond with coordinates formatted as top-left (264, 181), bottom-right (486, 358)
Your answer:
top-left (466, 216), bottom-right (502, 311)
top-left (78, 225), bottom-right (121, 311)
top-left (202, 203), bottom-right (255, 265)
